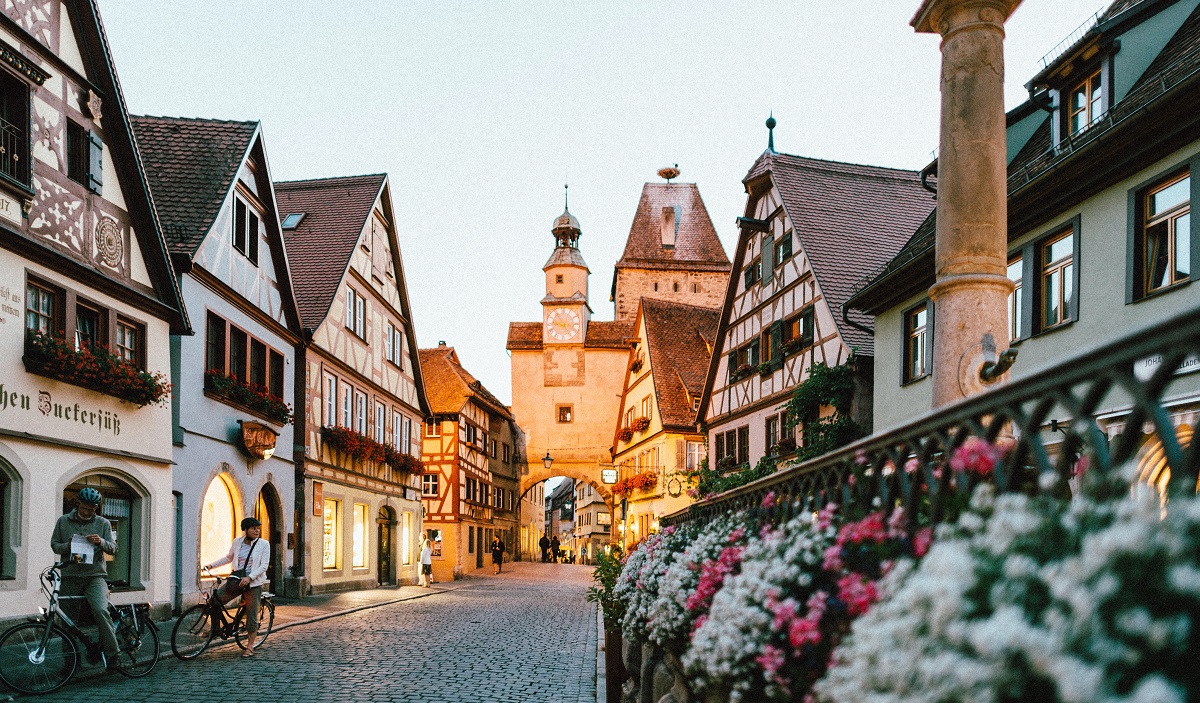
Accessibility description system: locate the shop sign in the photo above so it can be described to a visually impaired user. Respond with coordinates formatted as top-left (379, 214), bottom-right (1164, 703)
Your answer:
top-left (601, 468), bottom-right (617, 484)
top-left (597, 512), bottom-right (611, 525)
top-left (0, 384), bottom-right (122, 437)
top-left (313, 481), bottom-right (323, 516)
top-left (239, 420), bottom-right (278, 460)
top-left (1134, 352), bottom-right (1200, 382)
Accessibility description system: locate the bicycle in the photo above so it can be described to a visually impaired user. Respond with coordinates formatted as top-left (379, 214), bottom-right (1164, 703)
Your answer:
top-left (170, 566), bottom-right (274, 660)
top-left (0, 565), bottom-right (160, 694)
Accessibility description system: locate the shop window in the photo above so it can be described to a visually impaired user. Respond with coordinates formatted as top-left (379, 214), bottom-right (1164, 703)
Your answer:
top-left (903, 303), bottom-right (930, 383)
top-left (401, 512), bottom-right (413, 565)
top-left (1140, 171), bottom-right (1191, 296)
top-left (0, 67), bottom-right (31, 187)
top-left (63, 474), bottom-right (139, 588)
top-left (199, 475), bottom-right (237, 577)
top-left (352, 503), bottom-right (369, 569)
top-left (322, 499), bottom-right (341, 570)
top-left (422, 474), bottom-right (439, 497)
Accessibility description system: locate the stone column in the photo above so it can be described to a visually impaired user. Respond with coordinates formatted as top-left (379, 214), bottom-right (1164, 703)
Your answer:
top-left (913, 0), bottom-right (1021, 407)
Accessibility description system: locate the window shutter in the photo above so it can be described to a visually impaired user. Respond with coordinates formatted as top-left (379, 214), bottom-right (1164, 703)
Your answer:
top-left (761, 235), bottom-right (775, 280)
top-left (676, 440), bottom-right (685, 468)
top-left (715, 434), bottom-right (724, 462)
top-left (87, 130), bottom-right (103, 194)
top-left (727, 350), bottom-right (737, 380)
top-left (248, 213), bottom-right (259, 264)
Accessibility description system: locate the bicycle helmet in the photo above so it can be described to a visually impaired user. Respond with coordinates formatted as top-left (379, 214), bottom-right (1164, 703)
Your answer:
top-left (77, 487), bottom-right (103, 506)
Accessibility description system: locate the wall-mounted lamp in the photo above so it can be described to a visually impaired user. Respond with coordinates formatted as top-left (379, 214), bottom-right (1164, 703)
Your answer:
top-left (543, 452), bottom-right (554, 470)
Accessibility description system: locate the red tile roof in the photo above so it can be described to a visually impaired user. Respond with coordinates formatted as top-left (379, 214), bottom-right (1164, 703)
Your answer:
top-left (615, 183), bottom-right (731, 272)
top-left (131, 116), bottom-right (257, 256)
top-left (505, 319), bottom-right (635, 350)
top-left (418, 345), bottom-right (512, 419)
top-left (640, 299), bottom-right (720, 429)
top-left (744, 152), bottom-right (934, 352)
top-left (506, 322), bottom-right (544, 350)
top-left (275, 175), bottom-right (385, 329)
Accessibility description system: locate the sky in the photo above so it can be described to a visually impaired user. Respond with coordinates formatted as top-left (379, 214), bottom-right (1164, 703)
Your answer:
top-left (101, 0), bottom-right (1109, 405)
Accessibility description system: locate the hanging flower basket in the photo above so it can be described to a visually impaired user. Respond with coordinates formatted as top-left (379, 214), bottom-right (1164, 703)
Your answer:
top-left (617, 427), bottom-right (634, 443)
top-left (23, 331), bottom-right (170, 408)
top-left (204, 370), bottom-right (293, 425)
top-left (630, 357), bottom-right (644, 373)
top-left (631, 416), bottom-right (651, 433)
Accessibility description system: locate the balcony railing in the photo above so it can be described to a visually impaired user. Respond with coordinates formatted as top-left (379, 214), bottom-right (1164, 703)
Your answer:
top-left (664, 305), bottom-right (1200, 529)
top-left (0, 113), bottom-right (28, 185)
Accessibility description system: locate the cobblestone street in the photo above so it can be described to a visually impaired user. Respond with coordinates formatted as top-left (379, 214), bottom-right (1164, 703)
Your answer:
top-left (8, 562), bottom-right (597, 703)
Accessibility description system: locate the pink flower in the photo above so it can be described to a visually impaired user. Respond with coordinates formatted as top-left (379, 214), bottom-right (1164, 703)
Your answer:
top-left (1073, 455), bottom-right (1090, 478)
top-left (788, 616), bottom-right (822, 647)
top-left (815, 504), bottom-right (838, 530)
top-left (950, 436), bottom-right (1007, 477)
top-left (903, 457), bottom-right (919, 473)
top-left (822, 544), bottom-right (844, 572)
top-left (756, 644), bottom-right (786, 675)
top-left (837, 574), bottom-right (879, 616)
top-left (913, 527), bottom-right (933, 557)
top-left (854, 449), bottom-right (868, 466)
top-left (762, 491), bottom-right (778, 509)
top-left (768, 598), bottom-right (798, 631)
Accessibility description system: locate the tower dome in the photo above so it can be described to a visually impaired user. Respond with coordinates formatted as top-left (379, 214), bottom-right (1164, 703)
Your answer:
top-left (552, 184), bottom-right (581, 248)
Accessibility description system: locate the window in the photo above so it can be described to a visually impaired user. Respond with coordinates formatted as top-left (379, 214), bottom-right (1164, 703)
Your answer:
top-left (743, 259), bottom-right (761, 287)
top-left (66, 120), bottom-right (88, 186)
top-left (346, 288), bottom-right (366, 339)
top-left (74, 302), bottom-right (103, 351)
top-left (392, 411), bottom-right (403, 450)
top-left (199, 476), bottom-right (237, 577)
top-left (375, 401), bottom-right (386, 443)
top-left (422, 473), bottom-right (439, 496)
top-left (249, 339), bottom-right (267, 388)
top-left (502, 443), bottom-right (510, 462)
top-left (1067, 70), bottom-right (1103, 136)
top-left (1040, 230), bottom-right (1074, 330)
top-left (716, 426), bottom-right (749, 465)
top-left (773, 232), bottom-right (793, 267)
top-left (229, 327), bottom-right (247, 381)
top-left (269, 350), bottom-right (284, 398)
top-left (765, 415), bottom-right (780, 450)
top-left (352, 503), bottom-right (369, 569)
top-left (736, 426), bottom-right (749, 465)
top-left (354, 392), bottom-right (367, 434)
top-left (425, 419), bottom-right (439, 437)
top-left (686, 441), bottom-right (704, 470)
top-left (115, 319), bottom-right (142, 365)
top-left (556, 275), bottom-right (563, 284)
top-left (403, 416), bottom-right (412, 454)
top-left (25, 280), bottom-right (58, 335)
top-left (205, 313), bottom-right (226, 373)
top-left (386, 323), bottom-right (405, 368)
top-left (0, 68), bottom-right (31, 186)
top-left (324, 374), bottom-right (337, 425)
top-left (1142, 172), bottom-right (1191, 295)
top-left (280, 213), bottom-right (305, 230)
top-left (232, 197), bottom-right (260, 265)
top-left (640, 396), bottom-right (651, 420)
top-left (783, 308), bottom-right (814, 350)
top-left (64, 475), bottom-right (138, 587)
top-left (468, 522), bottom-right (475, 552)
top-left (903, 303), bottom-right (929, 383)
top-left (322, 499), bottom-right (341, 569)
top-left (341, 384), bottom-right (352, 427)
top-left (1007, 257), bottom-right (1024, 342)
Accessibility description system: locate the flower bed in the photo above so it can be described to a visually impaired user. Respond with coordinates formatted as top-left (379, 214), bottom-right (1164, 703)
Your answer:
top-left (631, 416), bottom-right (651, 433)
top-left (603, 436), bottom-right (1200, 703)
top-left (24, 331), bottom-right (170, 407)
top-left (204, 370), bottom-right (293, 425)
top-left (612, 470), bottom-right (658, 498)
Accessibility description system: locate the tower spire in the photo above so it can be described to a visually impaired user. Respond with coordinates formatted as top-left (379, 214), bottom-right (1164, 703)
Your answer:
top-left (766, 113), bottom-right (776, 152)
top-left (564, 182), bottom-right (569, 210)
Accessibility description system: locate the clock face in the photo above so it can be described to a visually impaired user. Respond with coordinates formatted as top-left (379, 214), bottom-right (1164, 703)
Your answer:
top-left (546, 308), bottom-right (581, 342)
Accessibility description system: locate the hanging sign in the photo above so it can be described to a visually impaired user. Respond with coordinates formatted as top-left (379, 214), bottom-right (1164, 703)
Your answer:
top-left (239, 420), bottom-right (279, 460)
top-left (601, 469), bottom-right (618, 484)
top-left (313, 481), bottom-right (323, 516)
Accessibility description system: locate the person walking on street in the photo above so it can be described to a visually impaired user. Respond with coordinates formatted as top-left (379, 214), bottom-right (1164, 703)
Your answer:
top-left (419, 536), bottom-right (434, 587)
top-left (50, 487), bottom-right (121, 672)
top-left (490, 535), bottom-right (505, 574)
top-left (204, 517), bottom-right (270, 657)
top-left (550, 535), bottom-right (561, 563)
top-left (538, 534), bottom-right (551, 563)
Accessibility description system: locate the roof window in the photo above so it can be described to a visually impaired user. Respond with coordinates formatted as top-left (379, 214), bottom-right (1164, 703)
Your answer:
top-left (281, 213), bottom-right (305, 230)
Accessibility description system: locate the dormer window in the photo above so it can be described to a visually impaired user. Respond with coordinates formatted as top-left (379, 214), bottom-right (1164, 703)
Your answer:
top-left (1068, 70), bottom-right (1103, 135)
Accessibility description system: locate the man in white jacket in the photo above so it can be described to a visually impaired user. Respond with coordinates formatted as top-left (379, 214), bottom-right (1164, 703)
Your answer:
top-left (205, 517), bottom-right (270, 656)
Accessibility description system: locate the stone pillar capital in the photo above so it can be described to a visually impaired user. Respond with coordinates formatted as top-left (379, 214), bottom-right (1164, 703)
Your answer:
top-left (912, 0), bottom-right (1022, 37)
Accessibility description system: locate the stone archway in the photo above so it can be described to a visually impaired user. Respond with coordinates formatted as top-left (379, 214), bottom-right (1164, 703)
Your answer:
top-left (519, 464), bottom-right (613, 504)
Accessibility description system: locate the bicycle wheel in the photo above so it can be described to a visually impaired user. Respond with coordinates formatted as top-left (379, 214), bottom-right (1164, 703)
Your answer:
top-left (0, 622), bottom-right (79, 694)
top-left (170, 605), bottom-right (214, 660)
top-left (234, 598), bottom-right (274, 650)
top-left (115, 614), bottom-right (160, 677)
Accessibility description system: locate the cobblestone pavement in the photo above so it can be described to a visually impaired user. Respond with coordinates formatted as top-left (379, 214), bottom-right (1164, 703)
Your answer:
top-left (6, 562), bottom-right (597, 703)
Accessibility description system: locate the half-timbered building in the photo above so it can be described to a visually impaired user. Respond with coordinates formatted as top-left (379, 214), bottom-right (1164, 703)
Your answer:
top-left (419, 343), bottom-right (518, 580)
top-left (698, 140), bottom-right (932, 473)
top-left (133, 116), bottom-right (303, 607)
top-left (0, 1), bottom-right (188, 620)
top-left (277, 174), bottom-right (428, 594)
top-left (612, 298), bottom-right (718, 548)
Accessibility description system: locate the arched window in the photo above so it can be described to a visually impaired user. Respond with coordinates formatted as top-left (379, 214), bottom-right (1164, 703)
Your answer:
top-left (63, 474), bottom-right (139, 587)
top-left (200, 476), bottom-right (238, 576)
top-left (1135, 425), bottom-right (1197, 509)
top-left (0, 459), bottom-right (18, 579)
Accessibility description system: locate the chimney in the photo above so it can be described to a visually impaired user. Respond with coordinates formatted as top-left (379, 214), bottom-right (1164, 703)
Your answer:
top-left (661, 206), bottom-right (679, 248)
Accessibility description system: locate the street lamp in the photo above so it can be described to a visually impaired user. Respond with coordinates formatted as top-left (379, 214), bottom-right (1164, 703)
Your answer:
top-left (543, 451), bottom-right (554, 470)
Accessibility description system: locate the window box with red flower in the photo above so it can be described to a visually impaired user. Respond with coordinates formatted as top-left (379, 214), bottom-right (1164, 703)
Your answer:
top-left (730, 363), bottom-right (755, 382)
top-left (631, 416), bottom-right (651, 433)
top-left (611, 470), bottom-right (658, 497)
top-left (617, 427), bottom-right (634, 443)
top-left (23, 331), bottom-right (170, 408)
top-left (204, 370), bottom-right (293, 425)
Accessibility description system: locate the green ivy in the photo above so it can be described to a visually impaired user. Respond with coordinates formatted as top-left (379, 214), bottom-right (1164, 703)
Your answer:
top-left (687, 455), bottom-right (778, 500)
top-left (784, 359), bottom-right (864, 463)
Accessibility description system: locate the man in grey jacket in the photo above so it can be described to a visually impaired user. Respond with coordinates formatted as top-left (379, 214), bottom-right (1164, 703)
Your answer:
top-left (50, 487), bottom-right (120, 670)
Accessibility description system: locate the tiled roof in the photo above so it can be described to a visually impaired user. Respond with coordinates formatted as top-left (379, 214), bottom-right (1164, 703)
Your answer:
top-left (418, 345), bottom-right (512, 419)
top-left (853, 0), bottom-right (1200, 311)
top-left (131, 116), bottom-right (257, 256)
top-left (615, 183), bottom-right (730, 272)
top-left (1102, 0), bottom-right (1146, 21)
top-left (640, 299), bottom-right (720, 429)
top-left (275, 175), bottom-right (385, 329)
top-left (744, 152), bottom-right (934, 352)
top-left (505, 319), bottom-right (635, 350)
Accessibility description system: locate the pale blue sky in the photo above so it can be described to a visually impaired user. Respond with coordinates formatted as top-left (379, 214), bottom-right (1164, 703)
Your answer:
top-left (102, 1), bottom-right (1106, 405)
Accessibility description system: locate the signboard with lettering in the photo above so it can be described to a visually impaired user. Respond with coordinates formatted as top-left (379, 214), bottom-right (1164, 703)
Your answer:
top-left (601, 469), bottom-right (617, 484)
top-left (239, 420), bottom-right (279, 460)
top-left (312, 481), bottom-right (323, 516)
top-left (1134, 353), bottom-right (1200, 382)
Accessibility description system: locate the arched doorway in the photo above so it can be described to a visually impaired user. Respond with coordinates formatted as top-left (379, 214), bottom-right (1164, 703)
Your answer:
top-left (255, 484), bottom-right (283, 591)
top-left (63, 473), bottom-right (141, 588)
top-left (377, 506), bottom-right (396, 586)
top-left (200, 475), bottom-right (238, 577)
top-left (1135, 424), bottom-right (1197, 507)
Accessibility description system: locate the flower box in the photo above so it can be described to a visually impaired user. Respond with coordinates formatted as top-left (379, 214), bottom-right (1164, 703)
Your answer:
top-left (23, 331), bottom-right (170, 408)
top-left (730, 363), bottom-right (756, 382)
top-left (612, 470), bottom-right (658, 497)
top-left (780, 338), bottom-right (806, 357)
top-left (204, 370), bottom-right (293, 425)
top-left (631, 416), bottom-right (651, 433)
top-left (617, 427), bottom-right (634, 443)
top-left (757, 361), bottom-right (774, 376)
top-left (630, 357), bottom-right (644, 373)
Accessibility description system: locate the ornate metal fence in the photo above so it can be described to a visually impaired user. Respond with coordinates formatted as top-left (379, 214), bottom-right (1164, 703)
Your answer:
top-left (663, 306), bottom-right (1200, 529)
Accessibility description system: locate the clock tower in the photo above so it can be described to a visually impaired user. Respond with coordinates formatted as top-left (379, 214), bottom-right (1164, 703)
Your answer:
top-left (542, 198), bottom-right (591, 345)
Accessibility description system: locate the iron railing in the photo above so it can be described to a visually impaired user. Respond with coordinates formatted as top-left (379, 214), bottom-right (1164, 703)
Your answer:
top-left (0, 113), bottom-right (27, 185)
top-left (663, 305), bottom-right (1200, 529)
